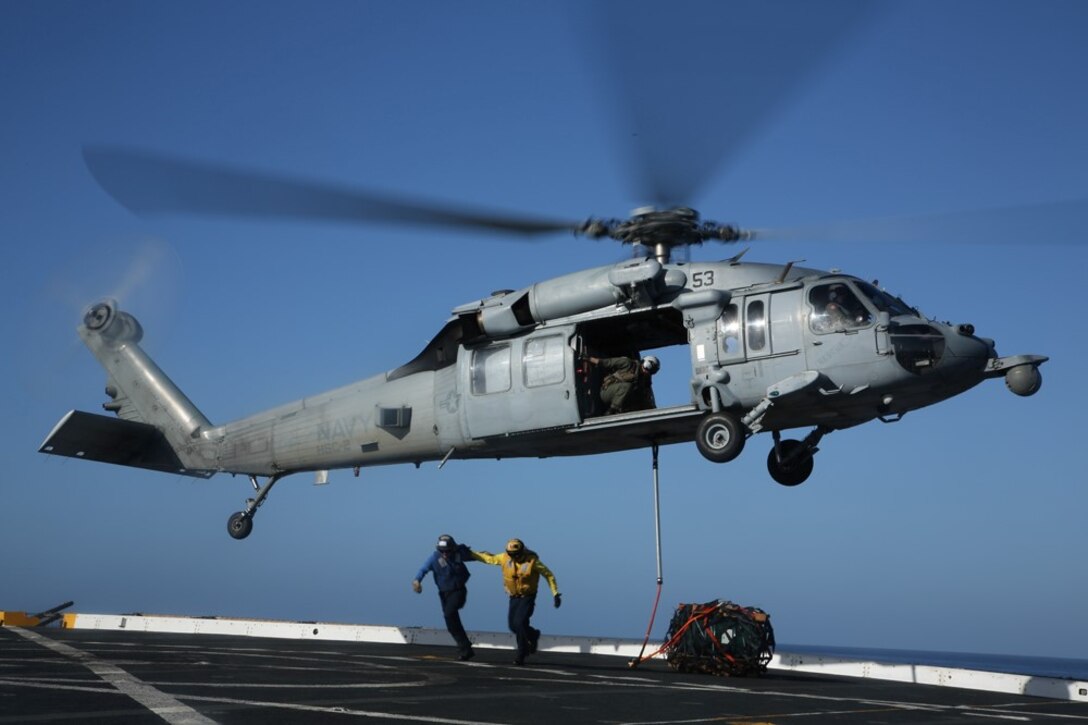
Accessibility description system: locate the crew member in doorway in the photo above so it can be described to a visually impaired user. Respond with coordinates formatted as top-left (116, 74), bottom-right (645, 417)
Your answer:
top-left (412, 534), bottom-right (477, 661)
top-left (587, 354), bottom-right (660, 415)
top-left (472, 538), bottom-right (561, 666)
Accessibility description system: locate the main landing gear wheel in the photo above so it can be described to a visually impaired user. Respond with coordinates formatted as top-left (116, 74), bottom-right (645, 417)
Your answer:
top-left (227, 511), bottom-right (253, 540)
top-left (695, 412), bottom-right (746, 463)
top-left (767, 439), bottom-right (814, 486)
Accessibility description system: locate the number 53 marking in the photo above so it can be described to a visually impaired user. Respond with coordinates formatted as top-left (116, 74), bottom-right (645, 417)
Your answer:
top-left (692, 271), bottom-right (715, 288)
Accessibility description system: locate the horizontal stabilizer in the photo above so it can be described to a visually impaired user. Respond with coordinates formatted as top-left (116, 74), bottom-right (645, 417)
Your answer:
top-left (39, 410), bottom-right (215, 479)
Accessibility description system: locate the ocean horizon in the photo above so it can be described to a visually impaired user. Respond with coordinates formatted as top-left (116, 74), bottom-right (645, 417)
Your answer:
top-left (782, 644), bottom-right (1088, 681)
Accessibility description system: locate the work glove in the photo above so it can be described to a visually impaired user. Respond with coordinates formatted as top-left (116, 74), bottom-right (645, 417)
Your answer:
top-left (553, 593), bottom-right (562, 609)
top-left (412, 580), bottom-right (422, 594)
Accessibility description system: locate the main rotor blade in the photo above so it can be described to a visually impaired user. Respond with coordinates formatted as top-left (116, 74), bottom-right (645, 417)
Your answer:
top-left (585, 0), bottom-right (874, 207)
top-left (83, 146), bottom-right (580, 236)
top-left (750, 198), bottom-right (1088, 246)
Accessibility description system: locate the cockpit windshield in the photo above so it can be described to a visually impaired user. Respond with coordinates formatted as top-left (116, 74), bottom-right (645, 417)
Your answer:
top-left (855, 281), bottom-right (916, 317)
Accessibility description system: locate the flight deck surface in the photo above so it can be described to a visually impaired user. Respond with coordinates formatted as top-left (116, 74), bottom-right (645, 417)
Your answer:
top-left (4, 626), bottom-right (1087, 724)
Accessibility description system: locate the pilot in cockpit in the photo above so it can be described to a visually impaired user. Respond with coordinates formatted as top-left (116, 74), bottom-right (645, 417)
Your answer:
top-left (811, 283), bottom-right (871, 333)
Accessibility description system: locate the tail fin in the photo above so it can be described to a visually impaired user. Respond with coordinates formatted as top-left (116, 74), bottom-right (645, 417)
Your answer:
top-left (39, 300), bottom-right (216, 476)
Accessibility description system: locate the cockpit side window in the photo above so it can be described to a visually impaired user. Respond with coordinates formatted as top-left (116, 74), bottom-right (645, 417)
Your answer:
top-left (808, 282), bottom-right (872, 333)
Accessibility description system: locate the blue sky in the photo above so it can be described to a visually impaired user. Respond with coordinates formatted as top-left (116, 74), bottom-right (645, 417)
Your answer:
top-left (2, 1), bottom-right (1086, 661)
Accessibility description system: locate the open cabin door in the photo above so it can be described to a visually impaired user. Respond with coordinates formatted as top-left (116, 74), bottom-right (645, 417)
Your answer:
top-left (461, 330), bottom-right (580, 439)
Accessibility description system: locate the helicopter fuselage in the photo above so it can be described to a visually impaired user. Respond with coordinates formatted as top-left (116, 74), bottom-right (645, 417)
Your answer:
top-left (38, 256), bottom-right (1046, 537)
top-left (55, 258), bottom-right (1043, 476)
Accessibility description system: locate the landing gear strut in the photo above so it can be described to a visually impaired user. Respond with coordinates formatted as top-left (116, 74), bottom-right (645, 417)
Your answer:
top-left (766, 426), bottom-right (829, 486)
top-left (227, 473), bottom-right (285, 540)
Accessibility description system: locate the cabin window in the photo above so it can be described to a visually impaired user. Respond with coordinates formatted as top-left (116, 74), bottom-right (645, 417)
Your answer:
top-left (718, 304), bottom-right (743, 361)
top-left (470, 344), bottom-right (511, 395)
top-left (746, 300), bottom-right (766, 352)
top-left (523, 334), bottom-right (565, 388)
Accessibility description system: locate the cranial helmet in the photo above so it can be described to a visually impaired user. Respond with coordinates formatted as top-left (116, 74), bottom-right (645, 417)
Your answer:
top-left (505, 538), bottom-right (525, 556)
top-left (641, 355), bottom-right (660, 374)
top-left (436, 534), bottom-right (456, 552)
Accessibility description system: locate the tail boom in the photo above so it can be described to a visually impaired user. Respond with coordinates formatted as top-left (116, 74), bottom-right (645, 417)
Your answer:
top-left (40, 300), bottom-right (218, 475)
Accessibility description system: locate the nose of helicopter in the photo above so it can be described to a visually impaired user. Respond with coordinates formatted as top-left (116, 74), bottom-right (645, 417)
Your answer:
top-left (930, 322), bottom-right (1049, 397)
top-left (940, 323), bottom-right (995, 372)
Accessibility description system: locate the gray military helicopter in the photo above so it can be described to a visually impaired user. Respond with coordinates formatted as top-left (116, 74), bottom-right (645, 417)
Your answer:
top-left (39, 148), bottom-right (1048, 539)
top-left (37, 4), bottom-right (1057, 539)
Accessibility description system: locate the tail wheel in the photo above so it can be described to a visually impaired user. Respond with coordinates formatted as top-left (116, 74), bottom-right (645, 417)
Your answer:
top-left (767, 439), bottom-right (814, 486)
top-left (227, 511), bottom-right (253, 540)
top-left (694, 412), bottom-right (746, 463)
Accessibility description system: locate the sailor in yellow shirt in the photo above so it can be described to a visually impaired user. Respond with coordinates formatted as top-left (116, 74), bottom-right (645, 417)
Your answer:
top-left (472, 538), bottom-right (561, 665)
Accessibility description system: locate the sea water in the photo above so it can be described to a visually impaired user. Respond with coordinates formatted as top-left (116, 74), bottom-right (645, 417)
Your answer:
top-left (783, 644), bottom-right (1088, 681)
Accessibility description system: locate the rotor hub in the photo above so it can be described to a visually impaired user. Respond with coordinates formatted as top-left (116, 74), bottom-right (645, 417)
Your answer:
top-left (577, 207), bottom-right (749, 262)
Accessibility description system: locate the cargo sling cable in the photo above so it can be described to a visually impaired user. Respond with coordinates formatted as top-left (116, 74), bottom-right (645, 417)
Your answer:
top-left (628, 443), bottom-right (665, 669)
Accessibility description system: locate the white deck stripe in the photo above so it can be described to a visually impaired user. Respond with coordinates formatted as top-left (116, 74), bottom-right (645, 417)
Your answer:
top-left (175, 692), bottom-right (510, 724)
top-left (10, 627), bottom-right (217, 724)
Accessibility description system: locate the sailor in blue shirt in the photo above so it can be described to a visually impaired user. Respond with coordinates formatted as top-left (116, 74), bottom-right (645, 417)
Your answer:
top-left (412, 534), bottom-right (476, 660)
